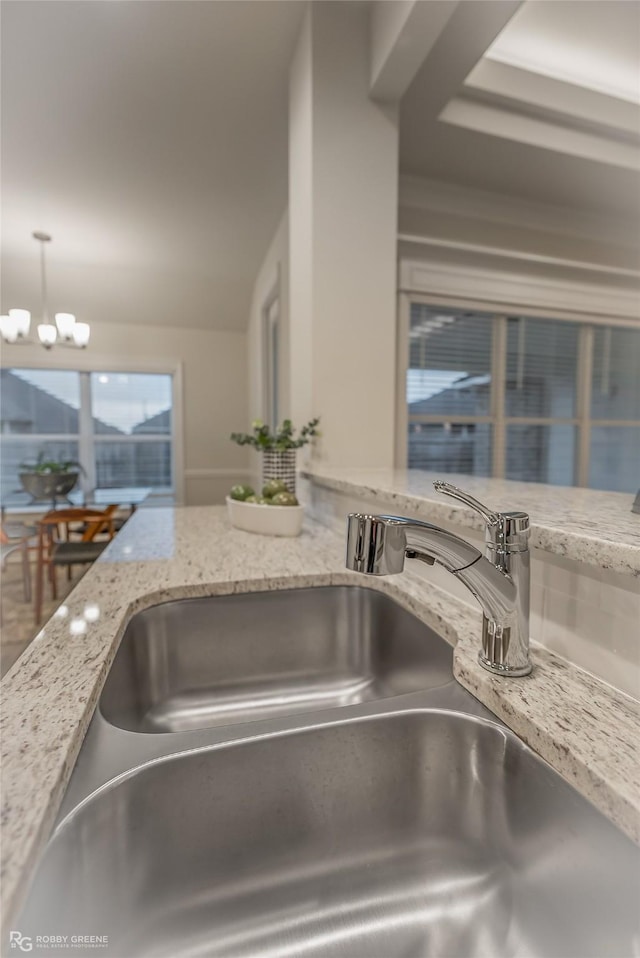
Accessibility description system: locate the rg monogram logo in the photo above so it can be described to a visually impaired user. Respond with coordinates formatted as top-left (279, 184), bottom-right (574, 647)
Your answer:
top-left (9, 931), bottom-right (33, 952)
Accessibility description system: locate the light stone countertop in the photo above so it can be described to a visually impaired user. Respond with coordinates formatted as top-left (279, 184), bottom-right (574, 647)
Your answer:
top-left (302, 465), bottom-right (640, 576)
top-left (1, 505), bottom-right (639, 930)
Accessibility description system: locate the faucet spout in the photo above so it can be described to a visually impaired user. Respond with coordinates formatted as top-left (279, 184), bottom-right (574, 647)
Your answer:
top-left (346, 513), bottom-right (483, 575)
top-left (346, 513), bottom-right (516, 624)
top-left (346, 488), bottom-right (532, 678)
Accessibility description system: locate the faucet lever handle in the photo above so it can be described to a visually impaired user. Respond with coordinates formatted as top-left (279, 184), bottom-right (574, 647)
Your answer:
top-left (433, 481), bottom-right (501, 528)
top-left (434, 480), bottom-right (530, 551)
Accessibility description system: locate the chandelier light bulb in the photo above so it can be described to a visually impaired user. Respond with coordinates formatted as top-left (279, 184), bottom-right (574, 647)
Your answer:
top-left (0, 315), bottom-right (19, 343)
top-left (8, 309), bottom-right (31, 337)
top-left (55, 312), bottom-right (76, 339)
top-left (37, 324), bottom-right (57, 348)
top-left (72, 322), bottom-right (90, 347)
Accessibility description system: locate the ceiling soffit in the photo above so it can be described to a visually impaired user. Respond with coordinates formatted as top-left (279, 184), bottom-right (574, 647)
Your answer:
top-left (441, 58), bottom-right (640, 171)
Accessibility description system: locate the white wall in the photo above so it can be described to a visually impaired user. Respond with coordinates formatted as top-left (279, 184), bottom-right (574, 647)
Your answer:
top-left (288, 3), bottom-right (399, 469)
top-left (1, 320), bottom-right (250, 506)
top-left (246, 211), bottom-right (289, 487)
top-left (288, 10), bottom-right (314, 435)
top-left (247, 212), bottom-right (290, 425)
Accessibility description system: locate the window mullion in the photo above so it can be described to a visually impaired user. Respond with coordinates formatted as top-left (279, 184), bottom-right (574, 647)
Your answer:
top-left (78, 371), bottom-right (95, 498)
top-left (576, 324), bottom-right (594, 488)
top-left (491, 315), bottom-right (506, 478)
top-left (395, 293), bottom-right (410, 468)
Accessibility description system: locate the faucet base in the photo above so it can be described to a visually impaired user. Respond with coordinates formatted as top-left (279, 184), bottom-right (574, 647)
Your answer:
top-left (478, 651), bottom-right (532, 678)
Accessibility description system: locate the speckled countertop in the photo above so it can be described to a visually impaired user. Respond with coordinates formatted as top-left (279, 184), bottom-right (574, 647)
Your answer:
top-left (303, 465), bottom-right (640, 576)
top-left (1, 506), bottom-right (639, 929)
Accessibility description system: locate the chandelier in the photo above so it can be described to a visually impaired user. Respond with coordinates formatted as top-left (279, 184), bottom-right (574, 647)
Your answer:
top-left (0, 232), bottom-right (90, 349)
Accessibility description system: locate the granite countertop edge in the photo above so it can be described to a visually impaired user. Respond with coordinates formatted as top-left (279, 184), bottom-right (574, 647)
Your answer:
top-left (302, 467), bottom-right (640, 577)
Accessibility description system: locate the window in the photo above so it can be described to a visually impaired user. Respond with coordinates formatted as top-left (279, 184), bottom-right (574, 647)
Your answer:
top-left (590, 325), bottom-right (640, 492)
top-left (504, 317), bottom-right (580, 485)
top-left (407, 308), bottom-right (493, 476)
top-left (0, 368), bottom-right (174, 504)
top-left (90, 373), bottom-right (172, 491)
top-left (403, 304), bottom-right (640, 492)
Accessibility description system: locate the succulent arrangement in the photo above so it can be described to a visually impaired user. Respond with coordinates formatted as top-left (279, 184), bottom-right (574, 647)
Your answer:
top-left (229, 479), bottom-right (299, 507)
top-left (19, 454), bottom-right (85, 475)
top-left (230, 418), bottom-right (319, 451)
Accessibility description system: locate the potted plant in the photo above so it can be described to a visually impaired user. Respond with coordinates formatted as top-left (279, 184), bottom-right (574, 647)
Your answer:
top-left (19, 452), bottom-right (86, 505)
top-left (230, 418), bottom-right (319, 494)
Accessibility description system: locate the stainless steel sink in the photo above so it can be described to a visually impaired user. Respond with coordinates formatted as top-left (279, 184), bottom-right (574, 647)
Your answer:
top-left (18, 710), bottom-right (640, 958)
top-left (100, 587), bottom-right (453, 732)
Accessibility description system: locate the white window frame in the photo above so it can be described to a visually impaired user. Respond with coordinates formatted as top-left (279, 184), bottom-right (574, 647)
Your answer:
top-left (0, 358), bottom-right (185, 505)
top-left (262, 271), bottom-right (281, 427)
top-left (397, 260), bottom-right (640, 486)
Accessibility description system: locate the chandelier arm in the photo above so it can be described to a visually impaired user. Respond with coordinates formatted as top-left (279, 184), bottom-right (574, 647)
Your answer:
top-left (39, 236), bottom-right (50, 325)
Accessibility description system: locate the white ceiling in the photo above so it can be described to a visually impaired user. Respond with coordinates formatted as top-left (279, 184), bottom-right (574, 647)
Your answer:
top-left (2, 0), bottom-right (638, 337)
top-left (1, 0), bottom-right (306, 331)
top-left (400, 0), bottom-right (640, 223)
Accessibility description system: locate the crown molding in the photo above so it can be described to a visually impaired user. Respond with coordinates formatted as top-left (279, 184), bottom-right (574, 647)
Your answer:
top-left (398, 174), bottom-right (638, 248)
top-left (398, 233), bottom-right (640, 281)
top-left (440, 95), bottom-right (638, 171)
top-left (466, 58), bottom-right (640, 140)
top-left (399, 257), bottom-right (640, 322)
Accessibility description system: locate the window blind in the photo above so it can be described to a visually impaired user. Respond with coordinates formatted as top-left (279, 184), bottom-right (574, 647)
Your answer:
top-left (407, 305), bottom-right (493, 476)
top-left (404, 303), bottom-right (640, 492)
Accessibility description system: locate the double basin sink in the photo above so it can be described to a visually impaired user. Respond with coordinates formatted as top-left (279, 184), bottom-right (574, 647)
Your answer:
top-left (17, 586), bottom-right (640, 957)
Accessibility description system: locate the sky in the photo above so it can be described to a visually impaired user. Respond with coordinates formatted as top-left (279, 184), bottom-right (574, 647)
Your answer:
top-left (406, 369), bottom-right (469, 405)
top-left (13, 369), bottom-right (171, 434)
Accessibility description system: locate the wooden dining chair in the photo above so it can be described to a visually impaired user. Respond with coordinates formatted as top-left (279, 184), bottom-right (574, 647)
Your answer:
top-left (34, 506), bottom-right (118, 624)
top-left (1, 525), bottom-right (34, 599)
top-left (1, 524), bottom-right (36, 625)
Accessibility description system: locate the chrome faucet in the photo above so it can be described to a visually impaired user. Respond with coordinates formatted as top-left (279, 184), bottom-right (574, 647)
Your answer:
top-left (346, 481), bottom-right (532, 677)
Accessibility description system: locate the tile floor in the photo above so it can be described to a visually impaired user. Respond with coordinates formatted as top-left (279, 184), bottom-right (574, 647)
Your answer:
top-left (1, 556), bottom-right (85, 678)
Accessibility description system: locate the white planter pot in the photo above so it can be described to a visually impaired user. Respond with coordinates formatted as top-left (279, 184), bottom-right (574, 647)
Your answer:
top-left (226, 497), bottom-right (304, 537)
top-left (19, 471), bottom-right (80, 502)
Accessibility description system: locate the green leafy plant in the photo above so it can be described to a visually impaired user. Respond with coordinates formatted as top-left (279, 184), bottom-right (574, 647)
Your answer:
top-left (19, 451), bottom-right (86, 475)
top-left (230, 418), bottom-right (320, 452)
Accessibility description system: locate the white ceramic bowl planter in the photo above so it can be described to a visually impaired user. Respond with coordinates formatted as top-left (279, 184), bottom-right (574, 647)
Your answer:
top-left (226, 497), bottom-right (304, 537)
top-left (228, 418), bottom-right (319, 538)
